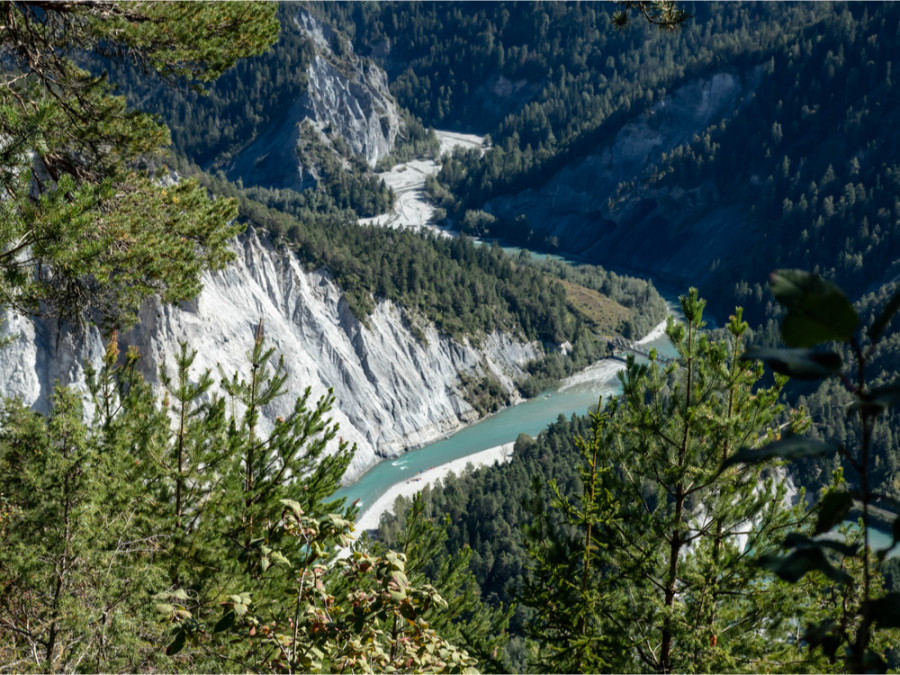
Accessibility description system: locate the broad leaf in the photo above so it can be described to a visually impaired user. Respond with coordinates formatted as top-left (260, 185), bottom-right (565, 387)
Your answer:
top-left (166, 629), bottom-right (186, 656)
top-left (783, 532), bottom-right (859, 557)
top-left (848, 381), bottom-right (900, 414)
top-left (816, 491), bottom-right (854, 534)
top-left (743, 347), bottom-right (842, 380)
top-left (270, 550), bottom-right (291, 567)
top-left (869, 286), bottom-right (900, 343)
top-left (280, 498), bottom-right (304, 519)
top-left (770, 269), bottom-right (858, 347)
top-left (214, 611), bottom-right (236, 633)
top-left (804, 620), bottom-right (841, 661)
top-left (723, 435), bottom-right (838, 468)
top-left (759, 549), bottom-right (850, 584)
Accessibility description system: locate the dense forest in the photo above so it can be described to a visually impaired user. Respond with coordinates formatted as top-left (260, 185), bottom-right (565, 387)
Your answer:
top-left (189, 170), bottom-right (666, 354)
top-left (319, 2), bottom-right (900, 328)
top-left (5, 1), bottom-right (900, 673)
top-left (379, 291), bottom-right (900, 672)
top-left (316, 0), bottom-right (900, 544)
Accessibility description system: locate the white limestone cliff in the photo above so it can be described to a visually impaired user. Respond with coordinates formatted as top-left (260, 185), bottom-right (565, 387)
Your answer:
top-left (0, 231), bottom-right (539, 483)
top-left (227, 7), bottom-right (402, 191)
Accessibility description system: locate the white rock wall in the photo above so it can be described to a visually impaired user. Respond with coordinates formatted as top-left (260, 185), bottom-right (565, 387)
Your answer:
top-left (227, 8), bottom-right (401, 190)
top-left (0, 232), bottom-right (539, 483)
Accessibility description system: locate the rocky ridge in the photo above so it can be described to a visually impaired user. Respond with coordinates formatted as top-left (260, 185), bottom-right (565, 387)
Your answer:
top-left (227, 7), bottom-right (402, 191)
top-left (0, 231), bottom-right (539, 483)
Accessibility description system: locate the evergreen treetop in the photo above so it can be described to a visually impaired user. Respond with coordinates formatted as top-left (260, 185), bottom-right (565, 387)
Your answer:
top-left (0, 1), bottom-right (278, 328)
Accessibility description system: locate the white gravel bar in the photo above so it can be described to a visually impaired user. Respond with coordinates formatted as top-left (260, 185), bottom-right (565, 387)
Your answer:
top-left (353, 442), bottom-right (514, 532)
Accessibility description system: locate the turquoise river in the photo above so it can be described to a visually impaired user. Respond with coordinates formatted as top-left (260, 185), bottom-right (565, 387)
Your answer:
top-left (334, 248), bottom-right (897, 557)
top-left (334, 251), bottom-right (684, 517)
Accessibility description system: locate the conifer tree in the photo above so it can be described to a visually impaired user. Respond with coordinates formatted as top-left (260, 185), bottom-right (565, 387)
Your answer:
top-left (522, 400), bottom-right (622, 673)
top-left (521, 291), bottom-right (817, 673)
top-left (604, 291), bottom-right (808, 673)
top-left (1, 329), bottom-right (477, 673)
top-left (0, 338), bottom-right (170, 672)
top-left (0, 2), bottom-right (279, 327)
top-left (153, 330), bottom-right (476, 673)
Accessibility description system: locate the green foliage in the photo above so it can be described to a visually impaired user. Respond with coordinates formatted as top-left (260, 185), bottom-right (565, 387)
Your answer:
top-left (0, 345), bottom-right (169, 672)
top-left (104, 3), bottom-right (308, 171)
top-left (586, 293), bottom-right (807, 673)
top-left (769, 270), bottom-right (859, 348)
top-left (378, 2), bottom-right (821, 233)
top-left (170, 511), bottom-right (478, 673)
top-left (193, 171), bottom-right (666, 352)
top-left (380, 293), bottom-right (832, 672)
top-left (377, 418), bottom-right (598, 670)
top-left (371, 493), bottom-right (513, 673)
top-left (736, 269), bottom-right (900, 672)
top-left (375, 111), bottom-right (442, 170)
top-left (638, 5), bottom-right (900, 325)
top-left (0, 330), bottom-right (479, 672)
top-left (219, 321), bottom-right (354, 552)
top-left (0, 1), bottom-right (278, 328)
top-left (522, 401), bottom-right (620, 673)
top-left (345, 2), bottom-right (899, 339)
top-left (458, 371), bottom-right (511, 417)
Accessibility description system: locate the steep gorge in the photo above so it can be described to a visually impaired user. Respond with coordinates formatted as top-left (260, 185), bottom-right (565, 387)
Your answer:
top-left (0, 231), bottom-right (539, 483)
top-left (225, 7), bottom-right (402, 192)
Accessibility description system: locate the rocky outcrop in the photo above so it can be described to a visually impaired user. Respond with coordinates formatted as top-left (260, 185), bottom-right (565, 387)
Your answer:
top-left (485, 69), bottom-right (763, 284)
top-left (0, 231), bottom-right (539, 483)
top-left (227, 8), bottom-right (402, 191)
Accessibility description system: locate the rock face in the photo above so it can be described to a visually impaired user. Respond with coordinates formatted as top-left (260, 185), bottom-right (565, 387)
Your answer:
top-left (485, 69), bottom-right (763, 285)
top-left (0, 231), bottom-right (538, 483)
top-left (227, 7), bottom-right (402, 191)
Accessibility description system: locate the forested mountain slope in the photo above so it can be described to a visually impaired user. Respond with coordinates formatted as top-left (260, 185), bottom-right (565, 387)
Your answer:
top-left (373, 2), bottom-right (900, 325)
top-left (106, 0), bottom-right (900, 531)
top-left (7, 2), bottom-right (900, 672)
top-left (114, 2), bottom-right (900, 328)
top-left (5, 0), bottom-right (671, 482)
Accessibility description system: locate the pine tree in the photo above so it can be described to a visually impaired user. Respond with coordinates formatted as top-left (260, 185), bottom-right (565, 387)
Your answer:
top-left (0, 2), bottom-right (279, 327)
top-left (522, 400), bottom-right (621, 673)
top-left (603, 291), bottom-right (811, 672)
top-left (1, 329), bottom-right (477, 673)
top-left (0, 339), bottom-right (170, 672)
top-left (155, 329), bottom-right (475, 673)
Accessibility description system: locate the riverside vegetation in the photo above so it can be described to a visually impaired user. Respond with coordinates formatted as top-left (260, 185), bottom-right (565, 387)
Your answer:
top-left (3, 1), bottom-right (900, 673)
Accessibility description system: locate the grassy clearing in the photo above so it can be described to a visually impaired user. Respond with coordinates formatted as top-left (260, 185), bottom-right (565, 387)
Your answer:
top-left (555, 277), bottom-right (631, 336)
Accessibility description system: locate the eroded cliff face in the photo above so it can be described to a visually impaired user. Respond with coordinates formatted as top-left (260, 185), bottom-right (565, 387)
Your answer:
top-left (485, 69), bottom-right (763, 284)
top-left (227, 7), bottom-right (402, 191)
top-left (0, 232), bottom-right (538, 483)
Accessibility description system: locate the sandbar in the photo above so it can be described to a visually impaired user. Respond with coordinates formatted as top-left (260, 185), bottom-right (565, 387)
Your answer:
top-left (354, 442), bottom-right (514, 532)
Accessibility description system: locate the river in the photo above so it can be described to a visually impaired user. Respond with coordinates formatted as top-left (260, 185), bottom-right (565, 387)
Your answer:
top-left (343, 131), bottom-right (897, 557)
top-left (335, 291), bottom-right (683, 518)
